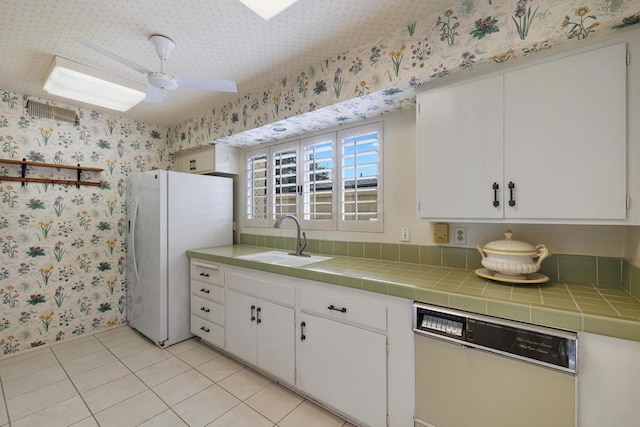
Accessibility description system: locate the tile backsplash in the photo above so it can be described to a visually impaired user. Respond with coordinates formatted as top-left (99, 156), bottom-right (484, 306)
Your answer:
top-left (240, 233), bottom-right (640, 291)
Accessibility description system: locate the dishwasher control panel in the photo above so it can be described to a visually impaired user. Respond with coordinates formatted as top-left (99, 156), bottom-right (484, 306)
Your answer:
top-left (413, 302), bottom-right (578, 374)
top-left (419, 311), bottom-right (465, 338)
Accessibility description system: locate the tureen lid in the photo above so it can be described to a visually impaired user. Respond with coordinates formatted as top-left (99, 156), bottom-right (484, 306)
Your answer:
top-left (484, 230), bottom-right (536, 253)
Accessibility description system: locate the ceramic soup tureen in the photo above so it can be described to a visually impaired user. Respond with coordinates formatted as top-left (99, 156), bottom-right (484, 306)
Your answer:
top-left (476, 230), bottom-right (549, 279)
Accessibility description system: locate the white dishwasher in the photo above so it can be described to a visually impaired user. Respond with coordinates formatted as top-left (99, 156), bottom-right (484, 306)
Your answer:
top-left (413, 303), bottom-right (577, 427)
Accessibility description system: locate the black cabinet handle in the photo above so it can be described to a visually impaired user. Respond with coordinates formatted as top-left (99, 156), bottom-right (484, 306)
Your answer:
top-left (199, 272), bottom-right (210, 278)
top-left (508, 181), bottom-right (516, 207)
top-left (256, 307), bottom-right (262, 324)
top-left (200, 288), bottom-right (210, 294)
top-left (328, 304), bottom-right (347, 313)
top-left (200, 326), bottom-right (210, 333)
top-left (200, 307), bottom-right (210, 313)
top-left (300, 321), bottom-right (306, 341)
top-left (251, 305), bottom-right (256, 322)
top-left (492, 182), bottom-right (500, 207)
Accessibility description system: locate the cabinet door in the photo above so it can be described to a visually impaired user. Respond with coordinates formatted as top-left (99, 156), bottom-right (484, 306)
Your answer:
top-left (298, 314), bottom-right (387, 427)
top-left (504, 43), bottom-right (627, 220)
top-left (256, 299), bottom-right (295, 384)
top-left (417, 75), bottom-right (504, 219)
top-left (192, 147), bottom-right (215, 173)
top-left (225, 290), bottom-right (257, 364)
top-left (175, 154), bottom-right (194, 173)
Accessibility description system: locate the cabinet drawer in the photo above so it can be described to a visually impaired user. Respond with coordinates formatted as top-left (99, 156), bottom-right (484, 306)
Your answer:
top-left (191, 262), bottom-right (224, 286)
top-left (299, 289), bottom-right (387, 332)
top-left (191, 281), bottom-right (224, 304)
top-left (191, 295), bottom-right (224, 326)
top-left (191, 316), bottom-right (224, 348)
top-left (227, 273), bottom-right (295, 306)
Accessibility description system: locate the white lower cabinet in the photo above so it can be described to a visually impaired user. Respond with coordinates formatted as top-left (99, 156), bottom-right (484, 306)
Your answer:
top-left (578, 332), bottom-right (640, 427)
top-left (225, 275), bottom-right (295, 385)
top-left (298, 313), bottom-right (387, 427)
top-left (189, 260), bottom-right (415, 427)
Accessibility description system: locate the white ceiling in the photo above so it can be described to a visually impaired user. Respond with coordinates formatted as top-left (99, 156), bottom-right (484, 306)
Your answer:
top-left (0, 0), bottom-right (447, 128)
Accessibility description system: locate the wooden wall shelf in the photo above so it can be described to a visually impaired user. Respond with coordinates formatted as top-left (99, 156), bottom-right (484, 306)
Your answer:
top-left (0, 158), bottom-right (104, 188)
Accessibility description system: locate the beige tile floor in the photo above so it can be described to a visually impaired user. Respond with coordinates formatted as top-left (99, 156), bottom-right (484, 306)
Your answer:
top-left (0, 326), bottom-right (355, 427)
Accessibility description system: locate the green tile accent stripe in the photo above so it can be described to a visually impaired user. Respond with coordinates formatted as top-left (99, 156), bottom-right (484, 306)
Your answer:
top-left (188, 245), bottom-right (640, 342)
top-left (240, 233), bottom-right (621, 283)
top-left (559, 255), bottom-right (597, 284)
top-left (598, 257), bottom-right (621, 286)
top-left (625, 259), bottom-right (640, 300)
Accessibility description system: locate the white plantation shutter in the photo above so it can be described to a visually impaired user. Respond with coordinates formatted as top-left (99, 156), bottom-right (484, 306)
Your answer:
top-left (300, 133), bottom-right (336, 230)
top-left (271, 141), bottom-right (299, 220)
top-left (245, 147), bottom-right (269, 227)
top-left (243, 121), bottom-right (383, 232)
top-left (338, 122), bottom-right (383, 232)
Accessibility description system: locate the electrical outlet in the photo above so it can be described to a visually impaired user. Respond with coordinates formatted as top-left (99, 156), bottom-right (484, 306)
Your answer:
top-left (401, 226), bottom-right (411, 242)
top-left (454, 227), bottom-right (466, 245)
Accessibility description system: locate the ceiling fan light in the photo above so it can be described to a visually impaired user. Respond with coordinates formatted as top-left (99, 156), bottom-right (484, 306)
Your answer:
top-left (148, 73), bottom-right (178, 91)
top-left (43, 56), bottom-right (146, 112)
top-left (238, 0), bottom-right (300, 20)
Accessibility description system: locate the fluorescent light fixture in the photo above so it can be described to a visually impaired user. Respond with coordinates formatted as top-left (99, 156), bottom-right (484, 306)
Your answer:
top-left (43, 56), bottom-right (146, 112)
top-left (238, 0), bottom-right (300, 19)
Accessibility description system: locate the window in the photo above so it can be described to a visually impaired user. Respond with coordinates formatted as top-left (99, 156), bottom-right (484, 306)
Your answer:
top-left (244, 121), bottom-right (383, 232)
top-left (245, 148), bottom-right (269, 227)
top-left (271, 142), bottom-right (298, 219)
top-left (301, 133), bottom-right (336, 230)
top-left (338, 122), bottom-right (383, 232)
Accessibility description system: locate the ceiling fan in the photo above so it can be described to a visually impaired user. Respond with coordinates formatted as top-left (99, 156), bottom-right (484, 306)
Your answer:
top-left (76, 34), bottom-right (237, 103)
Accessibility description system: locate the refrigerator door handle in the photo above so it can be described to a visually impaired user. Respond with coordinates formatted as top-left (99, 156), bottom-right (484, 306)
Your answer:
top-left (131, 198), bottom-right (140, 282)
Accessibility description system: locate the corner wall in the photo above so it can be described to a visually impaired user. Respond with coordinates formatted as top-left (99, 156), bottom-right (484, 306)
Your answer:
top-left (0, 91), bottom-right (170, 356)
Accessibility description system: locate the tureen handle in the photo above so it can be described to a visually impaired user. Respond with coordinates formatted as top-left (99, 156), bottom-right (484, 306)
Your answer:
top-left (476, 243), bottom-right (486, 260)
top-left (535, 244), bottom-right (549, 269)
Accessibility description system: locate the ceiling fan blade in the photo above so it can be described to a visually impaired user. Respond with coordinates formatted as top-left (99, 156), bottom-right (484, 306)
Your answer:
top-left (76, 37), bottom-right (153, 75)
top-left (144, 84), bottom-right (168, 103)
top-left (175, 75), bottom-right (237, 93)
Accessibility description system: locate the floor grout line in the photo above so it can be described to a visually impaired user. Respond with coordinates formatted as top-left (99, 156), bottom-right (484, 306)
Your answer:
top-left (0, 328), bottom-right (349, 427)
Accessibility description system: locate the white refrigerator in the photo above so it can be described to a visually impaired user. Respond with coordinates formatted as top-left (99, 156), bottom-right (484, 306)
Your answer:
top-left (126, 170), bottom-right (232, 347)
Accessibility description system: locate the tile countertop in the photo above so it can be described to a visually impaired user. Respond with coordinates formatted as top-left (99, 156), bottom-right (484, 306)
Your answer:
top-left (187, 245), bottom-right (640, 342)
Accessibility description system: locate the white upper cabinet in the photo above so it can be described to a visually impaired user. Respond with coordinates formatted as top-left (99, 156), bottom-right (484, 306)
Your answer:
top-left (417, 42), bottom-right (628, 223)
top-left (417, 74), bottom-right (504, 219)
top-left (504, 43), bottom-right (626, 220)
top-left (175, 144), bottom-right (239, 175)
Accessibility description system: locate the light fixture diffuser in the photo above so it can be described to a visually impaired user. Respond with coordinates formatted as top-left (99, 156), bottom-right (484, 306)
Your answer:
top-left (43, 56), bottom-right (146, 112)
top-left (238, 0), bottom-right (300, 20)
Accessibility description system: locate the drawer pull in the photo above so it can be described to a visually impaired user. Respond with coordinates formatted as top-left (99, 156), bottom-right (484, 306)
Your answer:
top-left (199, 272), bottom-right (210, 278)
top-left (300, 321), bottom-right (306, 341)
top-left (200, 288), bottom-right (210, 294)
top-left (200, 326), bottom-right (210, 333)
top-left (251, 305), bottom-right (256, 322)
top-left (328, 304), bottom-right (347, 313)
top-left (200, 307), bottom-right (210, 313)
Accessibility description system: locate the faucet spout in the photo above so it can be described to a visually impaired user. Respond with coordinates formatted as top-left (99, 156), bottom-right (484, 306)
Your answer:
top-left (274, 214), bottom-right (309, 257)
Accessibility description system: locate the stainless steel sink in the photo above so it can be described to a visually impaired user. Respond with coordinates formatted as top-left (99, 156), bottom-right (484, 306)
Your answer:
top-left (237, 251), bottom-right (332, 267)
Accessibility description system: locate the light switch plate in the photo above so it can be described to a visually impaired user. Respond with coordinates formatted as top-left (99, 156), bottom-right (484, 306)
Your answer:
top-left (433, 223), bottom-right (449, 244)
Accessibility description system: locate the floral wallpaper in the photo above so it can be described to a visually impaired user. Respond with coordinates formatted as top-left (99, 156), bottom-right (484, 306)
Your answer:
top-left (1, 0), bottom-right (639, 358)
top-left (168, 0), bottom-right (640, 151)
top-left (0, 93), bottom-right (170, 356)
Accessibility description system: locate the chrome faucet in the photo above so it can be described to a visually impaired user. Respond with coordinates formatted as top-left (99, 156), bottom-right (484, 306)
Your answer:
top-left (274, 214), bottom-right (309, 257)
